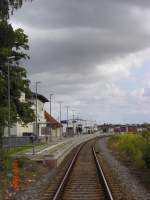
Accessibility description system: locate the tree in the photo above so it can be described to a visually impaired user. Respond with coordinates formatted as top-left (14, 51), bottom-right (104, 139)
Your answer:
top-left (0, 0), bottom-right (34, 186)
top-left (0, 1), bottom-right (34, 146)
top-left (0, 0), bottom-right (33, 21)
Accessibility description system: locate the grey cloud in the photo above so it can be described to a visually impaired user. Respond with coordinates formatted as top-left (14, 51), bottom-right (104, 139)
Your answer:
top-left (10, 0), bottom-right (150, 123)
top-left (143, 88), bottom-right (150, 98)
top-left (13, 0), bottom-right (149, 30)
top-left (11, 0), bottom-right (150, 75)
top-left (26, 27), bottom-right (150, 74)
top-left (114, 0), bottom-right (150, 8)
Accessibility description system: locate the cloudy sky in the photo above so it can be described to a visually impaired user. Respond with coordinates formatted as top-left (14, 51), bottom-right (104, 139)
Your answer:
top-left (10, 0), bottom-right (150, 123)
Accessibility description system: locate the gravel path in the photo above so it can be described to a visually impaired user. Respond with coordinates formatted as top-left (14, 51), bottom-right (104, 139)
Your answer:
top-left (96, 137), bottom-right (150, 200)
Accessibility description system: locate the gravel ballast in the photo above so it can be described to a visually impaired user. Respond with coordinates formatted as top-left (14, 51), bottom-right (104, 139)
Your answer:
top-left (97, 137), bottom-right (150, 200)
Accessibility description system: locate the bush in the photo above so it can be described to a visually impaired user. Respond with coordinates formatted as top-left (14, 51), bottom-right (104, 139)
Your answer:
top-left (141, 130), bottom-right (150, 142)
top-left (143, 144), bottom-right (150, 168)
top-left (109, 133), bottom-right (147, 167)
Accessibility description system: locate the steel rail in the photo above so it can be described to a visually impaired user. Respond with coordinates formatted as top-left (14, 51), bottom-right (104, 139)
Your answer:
top-left (52, 144), bottom-right (83, 200)
top-left (92, 145), bottom-right (114, 200)
top-left (52, 139), bottom-right (114, 200)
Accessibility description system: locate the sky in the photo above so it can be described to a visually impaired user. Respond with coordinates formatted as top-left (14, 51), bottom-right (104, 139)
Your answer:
top-left (10, 0), bottom-right (150, 124)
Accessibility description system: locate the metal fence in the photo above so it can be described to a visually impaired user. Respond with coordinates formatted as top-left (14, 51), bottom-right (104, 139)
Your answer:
top-left (2, 136), bottom-right (32, 147)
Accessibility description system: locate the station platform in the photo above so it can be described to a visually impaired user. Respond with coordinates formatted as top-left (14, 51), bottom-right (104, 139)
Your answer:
top-left (23, 133), bottom-right (100, 168)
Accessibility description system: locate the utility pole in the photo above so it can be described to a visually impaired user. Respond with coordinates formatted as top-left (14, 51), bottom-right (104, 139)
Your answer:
top-left (7, 56), bottom-right (15, 147)
top-left (8, 64), bottom-right (10, 138)
top-left (49, 93), bottom-right (53, 115)
top-left (35, 81), bottom-right (40, 137)
top-left (59, 103), bottom-right (62, 123)
top-left (76, 112), bottom-right (80, 135)
top-left (66, 106), bottom-right (69, 137)
top-left (49, 93), bottom-right (53, 141)
top-left (86, 120), bottom-right (88, 134)
top-left (72, 110), bottom-right (75, 135)
top-left (58, 101), bottom-right (63, 139)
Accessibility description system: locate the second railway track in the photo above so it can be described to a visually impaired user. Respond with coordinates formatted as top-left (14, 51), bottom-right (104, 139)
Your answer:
top-left (52, 139), bottom-right (113, 200)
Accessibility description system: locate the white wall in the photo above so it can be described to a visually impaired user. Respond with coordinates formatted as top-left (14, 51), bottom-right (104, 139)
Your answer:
top-left (4, 93), bottom-right (47, 137)
top-left (31, 98), bottom-right (47, 136)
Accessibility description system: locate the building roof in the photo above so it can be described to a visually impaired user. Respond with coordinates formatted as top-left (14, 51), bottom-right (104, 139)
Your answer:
top-left (32, 92), bottom-right (49, 103)
top-left (44, 111), bottom-right (63, 128)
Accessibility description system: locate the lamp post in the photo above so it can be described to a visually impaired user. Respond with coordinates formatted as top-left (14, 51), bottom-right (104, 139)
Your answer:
top-left (49, 93), bottom-right (53, 141)
top-left (59, 102), bottom-right (63, 124)
top-left (49, 93), bottom-right (53, 115)
top-left (58, 101), bottom-right (63, 139)
top-left (35, 81), bottom-right (41, 137)
top-left (76, 112), bottom-right (80, 135)
top-left (66, 106), bottom-right (69, 137)
top-left (8, 64), bottom-right (11, 138)
top-left (72, 110), bottom-right (76, 135)
top-left (7, 56), bottom-right (15, 147)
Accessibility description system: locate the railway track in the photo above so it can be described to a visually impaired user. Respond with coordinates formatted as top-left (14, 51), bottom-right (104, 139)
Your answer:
top-left (52, 140), bottom-right (113, 200)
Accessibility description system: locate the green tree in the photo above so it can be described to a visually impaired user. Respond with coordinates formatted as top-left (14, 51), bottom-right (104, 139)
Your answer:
top-left (0, 0), bottom-right (32, 20)
top-left (0, 1), bottom-right (34, 145)
top-left (0, 0), bottom-right (34, 189)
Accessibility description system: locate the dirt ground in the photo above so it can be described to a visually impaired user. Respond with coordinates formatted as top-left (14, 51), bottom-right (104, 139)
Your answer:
top-left (0, 158), bottom-right (51, 200)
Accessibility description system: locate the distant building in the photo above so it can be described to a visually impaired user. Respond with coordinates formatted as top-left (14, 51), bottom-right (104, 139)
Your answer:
top-left (62, 118), bottom-right (96, 135)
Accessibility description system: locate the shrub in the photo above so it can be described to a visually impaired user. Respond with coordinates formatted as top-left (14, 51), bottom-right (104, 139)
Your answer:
top-left (109, 133), bottom-right (145, 165)
top-left (143, 144), bottom-right (150, 169)
top-left (141, 130), bottom-right (150, 142)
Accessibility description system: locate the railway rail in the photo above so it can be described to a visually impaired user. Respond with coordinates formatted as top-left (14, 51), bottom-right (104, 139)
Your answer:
top-left (52, 139), bottom-right (114, 200)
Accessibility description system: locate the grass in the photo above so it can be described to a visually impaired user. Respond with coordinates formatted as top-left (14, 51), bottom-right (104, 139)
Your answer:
top-left (0, 142), bottom-right (48, 156)
top-left (0, 142), bottom-right (50, 199)
top-left (0, 142), bottom-right (48, 182)
top-left (0, 157), bottom-right (49, 199)
top-left (108, 131), bottom-right (150, 168)
top-left (108, 132), bottom-right (150, 189)
top-left (0, 143), bottom-right (48, 185)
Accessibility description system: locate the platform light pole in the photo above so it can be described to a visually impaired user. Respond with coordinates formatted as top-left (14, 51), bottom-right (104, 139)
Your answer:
top-left (49, 93), bottom-right (54, 115)
top-left (7, 56), bottom-right (15, 147)
top-left (49, 93), bottom-right (53, 141)
top-left (59, 102), bottom-right (62, 123)
top-left (32, 81), bottom-right (40, 155)
top-left (66, 106), bottom-right (69, 136)
top-left (58, 101), bottom-right (63, 139)
top-left (8, 64), bottom-right (11, 138)
top-left (72, 110), bottom-right (76, 135)
top-left (35, 81), bottom-right (41, 137)
top-left (76, 112), bottom-right (81, 135)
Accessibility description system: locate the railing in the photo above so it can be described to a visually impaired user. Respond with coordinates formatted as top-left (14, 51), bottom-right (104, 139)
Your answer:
top-left (2, 136), bottom-right (33, 147)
